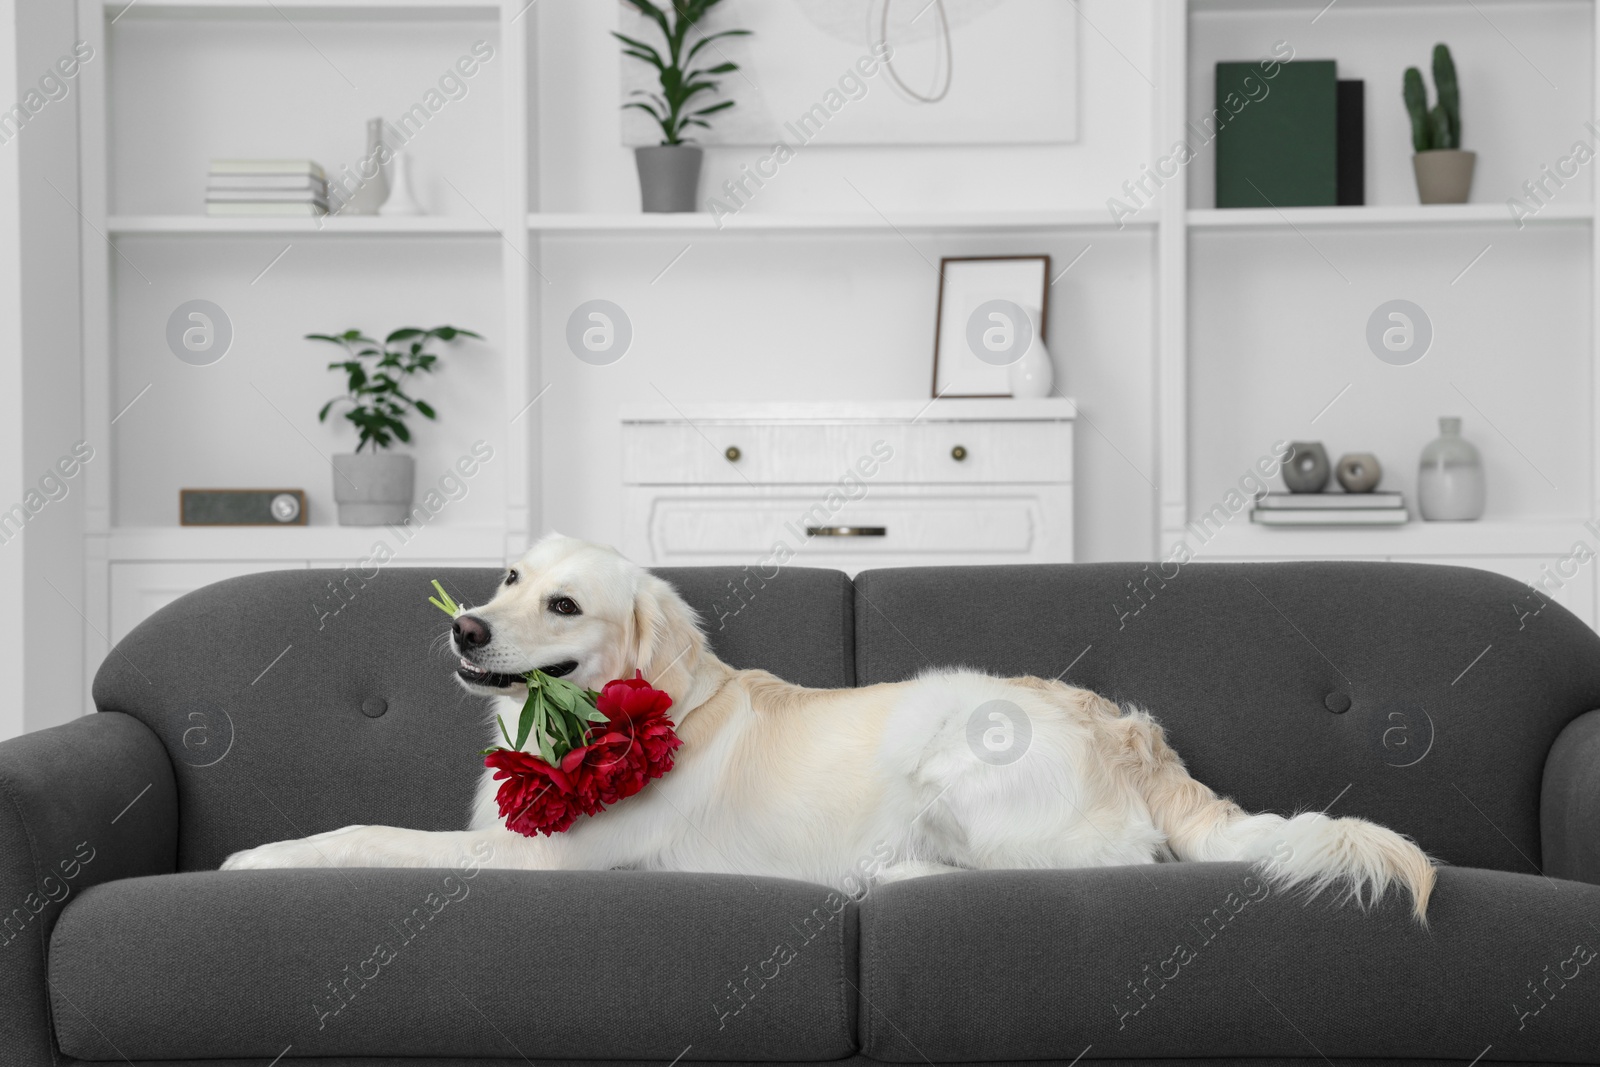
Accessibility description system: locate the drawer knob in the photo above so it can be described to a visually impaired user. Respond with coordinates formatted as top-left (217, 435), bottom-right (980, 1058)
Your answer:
top-left (951, 445), bottom-right (968, 461)
top-left (724, 445), bottom-right (741, 462)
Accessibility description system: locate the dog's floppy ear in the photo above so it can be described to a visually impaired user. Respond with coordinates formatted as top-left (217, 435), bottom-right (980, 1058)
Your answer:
top-left (629, 573), bottom-right (706, 709)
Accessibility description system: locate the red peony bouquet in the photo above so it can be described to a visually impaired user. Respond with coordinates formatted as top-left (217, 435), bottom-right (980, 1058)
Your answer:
top-left (430, 580), bottom-right (682, 836)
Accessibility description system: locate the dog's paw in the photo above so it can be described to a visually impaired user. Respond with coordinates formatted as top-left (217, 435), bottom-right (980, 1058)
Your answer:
top-left (219, 825), bottom-right (369, 871)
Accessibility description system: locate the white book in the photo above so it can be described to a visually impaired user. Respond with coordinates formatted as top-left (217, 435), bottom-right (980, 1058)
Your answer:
top-left (1250, 508), bottom-right (1409, 526)
top-left (205, 202), bottom-right (328, 217)
top-left (1254, 491), bottom-right (1405, 510)
top-left (206, 190), bottom-right (329, 203)
top-left (209, 159), bottom-right (326, 178)
top-left (207, 175), bottom-right (327, 192)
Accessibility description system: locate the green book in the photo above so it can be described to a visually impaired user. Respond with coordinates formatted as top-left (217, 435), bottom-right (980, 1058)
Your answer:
top-left (1215, 60), bottom-right (1337, 208)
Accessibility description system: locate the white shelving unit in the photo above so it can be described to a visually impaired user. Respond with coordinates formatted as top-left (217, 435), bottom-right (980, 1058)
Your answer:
top-left (76, 0), bottom-right (531, 702)
top-left (60, 0), bottom-right (1600, 711)
top-left (1154, 0), bottom-right (1600, 630)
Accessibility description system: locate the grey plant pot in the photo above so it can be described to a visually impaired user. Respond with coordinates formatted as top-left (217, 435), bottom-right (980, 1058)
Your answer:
top-left (332, 451), bottom-right (414, 526)
top-left (1413, 149), bottom-right (1476, 204)
top-left (635, 144), bottom-right (703, 213)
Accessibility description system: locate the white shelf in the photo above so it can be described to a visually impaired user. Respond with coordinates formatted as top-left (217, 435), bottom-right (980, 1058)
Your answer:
top-left (619, 398), bottom-right (1077, 423)
top-left (109, 215), bottom-right (499, 236)
top-left (108, 525), bottom-right (507, 563)
top-left (1187, 203), bottom-right (1594, 229)
top-left (1194, 518), bottom-right (1587, 559)
top-left (528, 210), bottom-right (1153, 234)
top-left (104, 0), bottom-right (499, 19)
top-left (1190, 0), bottom-right (1570, 11)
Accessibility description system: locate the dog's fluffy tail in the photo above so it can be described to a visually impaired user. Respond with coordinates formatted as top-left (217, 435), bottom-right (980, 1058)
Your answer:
top-left (1111, 705), bottom-right (1436, 923)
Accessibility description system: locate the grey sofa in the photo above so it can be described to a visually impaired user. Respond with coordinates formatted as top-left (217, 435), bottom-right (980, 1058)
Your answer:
top-left (4, 561), bottom-right (1600, 1066)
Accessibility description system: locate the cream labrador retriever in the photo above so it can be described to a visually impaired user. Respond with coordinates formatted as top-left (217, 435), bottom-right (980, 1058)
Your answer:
top-left (223, 535), bottom-right (1436, 920)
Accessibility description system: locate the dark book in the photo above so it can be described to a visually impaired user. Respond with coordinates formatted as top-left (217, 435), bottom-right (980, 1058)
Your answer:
top-left (1337, 79), bottom-right (1365, 206)
top-left (1215, 60), bottom-right (1337, 208)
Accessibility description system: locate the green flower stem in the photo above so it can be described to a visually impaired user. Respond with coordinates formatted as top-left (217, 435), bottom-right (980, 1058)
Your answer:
top-left (428, 579), bottom-right (605, 760)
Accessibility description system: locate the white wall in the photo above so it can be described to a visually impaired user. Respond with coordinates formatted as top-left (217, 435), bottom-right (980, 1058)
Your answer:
top-left (0, 0), bottom-right (25, 739)
top-left (4, 0), bottom-right (87, 736)
top-left (533, 0), bottom-right (1162, 563)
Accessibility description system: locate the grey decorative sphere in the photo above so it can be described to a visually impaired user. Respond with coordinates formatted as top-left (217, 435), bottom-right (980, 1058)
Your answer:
top-left (1336, 452), bottom-right (1383, 493)
top-left (1282, 441), bottom-right (1331, 493)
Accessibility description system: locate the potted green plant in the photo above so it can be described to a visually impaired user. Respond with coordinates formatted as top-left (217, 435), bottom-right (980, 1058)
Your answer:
top-left (1404, 44), bottom-right (1474, 204)
top-left (614, 0), bottom-right (750, 213)
top-left (308, 325), bottom-right (480, 525)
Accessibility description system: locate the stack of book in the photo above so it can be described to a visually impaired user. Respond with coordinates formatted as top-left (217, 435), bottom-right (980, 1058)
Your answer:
top-left (1251, 492), bottom-right (1408, 526)
top-left (1214, 60), bottom-right (1364, 207)
top-left (206, 160), bottom-right (328, 217)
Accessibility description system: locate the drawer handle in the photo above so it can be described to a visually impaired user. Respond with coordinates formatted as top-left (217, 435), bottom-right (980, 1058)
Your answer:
top-left (951, 445), bottom-right (968, 461)
top-left (806, 525), bottom-right (887, 538)
top-left (724, 445), bottom-right (741, 462)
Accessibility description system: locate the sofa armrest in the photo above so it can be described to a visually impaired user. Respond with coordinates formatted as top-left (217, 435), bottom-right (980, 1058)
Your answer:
top-left (1542, 708), bottom-right (1600, 884)
top-left (0, 712), bottom-right (177, 1065)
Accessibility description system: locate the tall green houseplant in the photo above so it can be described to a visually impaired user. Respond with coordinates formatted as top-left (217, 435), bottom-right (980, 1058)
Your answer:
top-left (615, 0), bottom-right (750, 212)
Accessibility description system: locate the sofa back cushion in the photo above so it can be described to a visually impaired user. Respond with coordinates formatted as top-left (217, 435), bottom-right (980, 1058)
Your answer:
top-left (852, 561), bottom-right (1600, 874)
top-left (92, 565), bottom-right (854, 871)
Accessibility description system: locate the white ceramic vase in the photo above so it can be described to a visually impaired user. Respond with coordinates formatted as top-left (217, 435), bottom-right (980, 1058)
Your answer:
top-left (342, 117), bottom-right (389, 216)
top-left (379, 150), bottom-right (425, 216)
top-left (1008, 308), bottom-right (1054, 398)
top-left (1418, 417), bottom-right (1485, 521)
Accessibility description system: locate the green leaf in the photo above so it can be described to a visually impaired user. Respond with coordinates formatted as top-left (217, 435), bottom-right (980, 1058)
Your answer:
top-left (497, 717), bottom-right (515, 750)
top-left (515, 691), bottom-right (537, 752)
top-left (386, 328), bottom-right (424, 343)
top-left (414, 400), bottom-right (436, 419)
top-left (685, 28), bottom-right (750, 63)
top-left (536, 727), bottom-right (558, 767)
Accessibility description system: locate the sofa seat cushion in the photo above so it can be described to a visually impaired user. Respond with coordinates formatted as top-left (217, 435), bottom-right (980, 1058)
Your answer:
top-left (858, 864), bottom-right (1600, 1063)
top-left (50, 869), bottom-right (858, 1062)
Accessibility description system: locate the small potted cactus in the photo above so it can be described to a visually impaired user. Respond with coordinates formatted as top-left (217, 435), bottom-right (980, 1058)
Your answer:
top-left (1404, 44), bottom-right (1474, 204)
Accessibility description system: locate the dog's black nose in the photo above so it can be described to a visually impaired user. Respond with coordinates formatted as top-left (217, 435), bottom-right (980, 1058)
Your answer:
top-left (453, 615), bottom-right (491, 648)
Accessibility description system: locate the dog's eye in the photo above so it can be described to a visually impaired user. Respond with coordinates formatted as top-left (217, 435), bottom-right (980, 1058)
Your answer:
top-left (548, 596), bottom-right (581, 616)
top-left (504, 570), bottom-right (519, 587)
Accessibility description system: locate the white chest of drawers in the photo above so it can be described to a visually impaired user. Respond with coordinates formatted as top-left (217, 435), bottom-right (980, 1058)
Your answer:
top-left (620, 399), bottom-right (1075, 573)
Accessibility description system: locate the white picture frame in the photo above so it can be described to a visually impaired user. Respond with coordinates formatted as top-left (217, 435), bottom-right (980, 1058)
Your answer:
top-left (932, 255), bottom-right (1051, 398)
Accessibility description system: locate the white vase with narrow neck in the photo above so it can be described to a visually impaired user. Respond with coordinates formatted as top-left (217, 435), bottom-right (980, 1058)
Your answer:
top-left (1008, 307), bottom-right (1054, 398)
top-left (379, 150), bottom-right (425, 216)
top-left (342, 117), bottom-right (389, 216)
top-left (1418, 416), bottom-right (1486, 521)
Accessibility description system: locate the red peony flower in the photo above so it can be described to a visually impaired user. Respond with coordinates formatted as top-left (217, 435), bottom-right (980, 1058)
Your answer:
top-left (594, 671), bottom-right (682, 784)
top-left (485, 747), bottom-right (589, 836)
top-left (481, 671), bottom-right (681, 838)
top-left (596, 671), bottom-right (675, 727)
